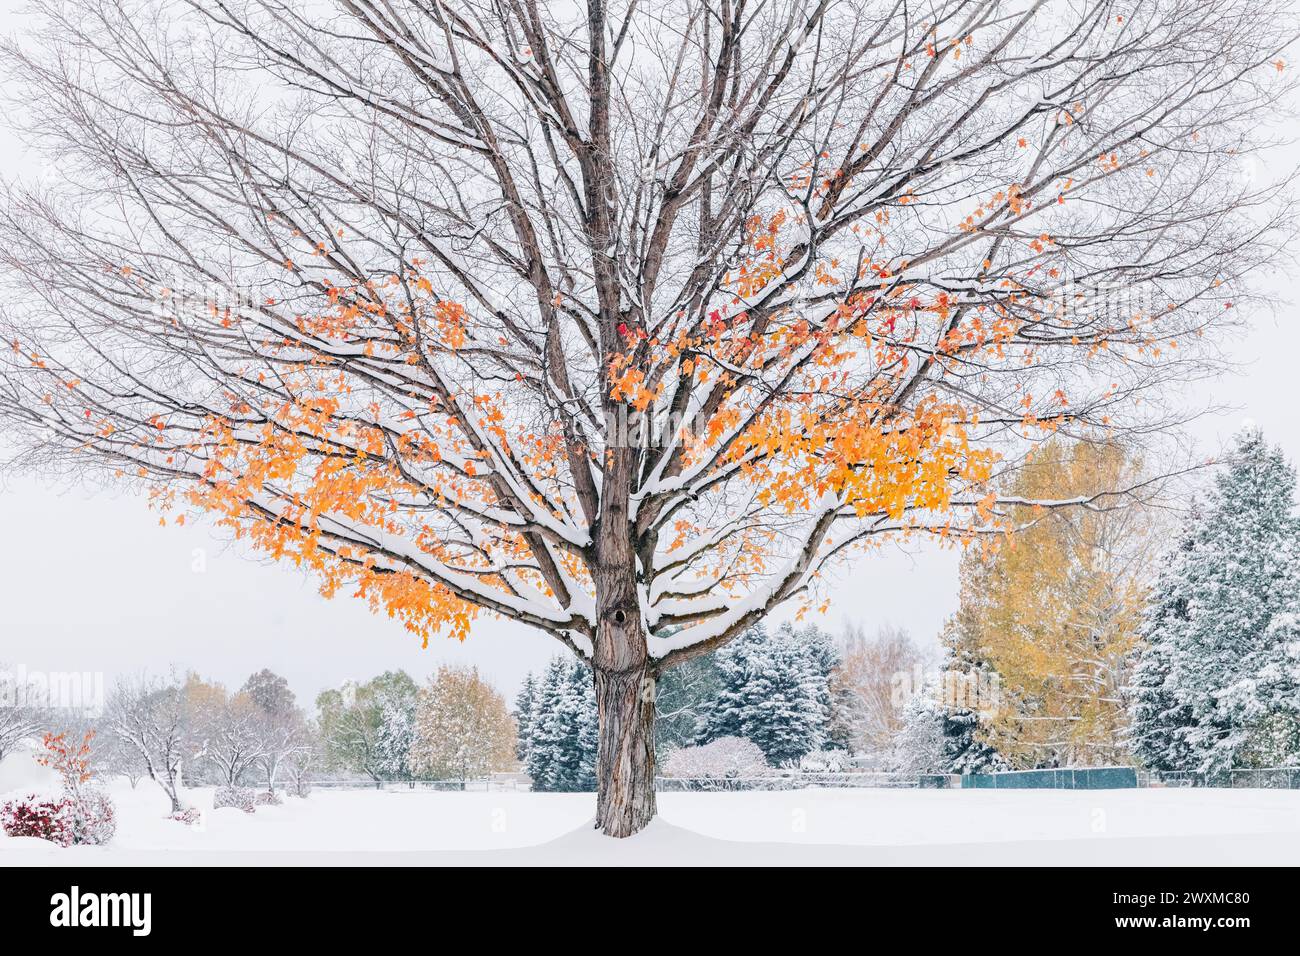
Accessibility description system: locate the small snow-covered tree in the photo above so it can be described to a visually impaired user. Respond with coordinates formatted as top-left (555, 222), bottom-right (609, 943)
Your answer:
top-left (890, 696), bottom-right (949, 774)
top-left (1131, 428), bottom-right (1300, 771)
top-left (187, 677), bottom-right (266, 788)
top-left (943, 708), bottom-right (1008, 773)
top-left (101, 731), bottom-right (148, 789)
top-left (891, 696), bottom-right (1007, 775)
top-left (408, 665), bottom-right (516, 782)
top-left (526, 656), bottom-right (598, 793)
top-left (316, 670), bottom-right (418, 781)
top-left (376, 697), bottom-right (417, 781)
top-left (238, 669), bottom-right (310, 792)
top-left (34, 730), bottom-right (117, 846)
top-left (102, 674), bottom-right (191, 813)
top-left (285, 721), bottom-right (321, 797)
top-left (1129, 525), bottom-right (1199, 771)
top-left (696, 624), bottom-right (830, 765)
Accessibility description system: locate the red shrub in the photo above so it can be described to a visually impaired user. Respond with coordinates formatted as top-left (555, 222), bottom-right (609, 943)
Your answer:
top-left (1, 793), bottom-right (73, 846)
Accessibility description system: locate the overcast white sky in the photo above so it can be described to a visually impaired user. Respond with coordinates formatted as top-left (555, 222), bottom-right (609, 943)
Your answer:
top-left (1, 1), bottom-right (1298, 703)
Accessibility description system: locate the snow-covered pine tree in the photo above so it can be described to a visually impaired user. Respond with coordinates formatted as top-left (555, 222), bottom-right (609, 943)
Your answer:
top-left (1130, 428), bottom-right (1300, 772)
top-left (889, 696), bottom-right (948, 774)
top-left (513, 673), bottom-right (538, 763)
top-left (790, 623), bottom-right (852, 750)
top-left (525, 656), bottom-right (598, 792)
top-left (1217, 611), bottom-right (1300, 768)
top-left (652, 650), bottom-right (722, 754)
top-left (696, 624), bottom-right (830, 765)
top-left (942, 708), bottom-right (1007, 773)
top-left (1129, 523), bottom-right (1199, 771)
top-left (523, 659), bottom-right (565, 790)
top-left (376, 696), bottom-right (415, 780)
top-left (890, 696), bottom-right (1007, 774)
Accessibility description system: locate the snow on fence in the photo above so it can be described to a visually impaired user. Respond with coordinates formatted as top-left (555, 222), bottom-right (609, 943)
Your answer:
top-left (932, 767), bottom-right (1140, 789)
top-left (655, 772), bottom-right (919, 791)
top-left (1148, 768), bottom-right (1300, 789)
top-left (308, 774), bottom-right (530, 792)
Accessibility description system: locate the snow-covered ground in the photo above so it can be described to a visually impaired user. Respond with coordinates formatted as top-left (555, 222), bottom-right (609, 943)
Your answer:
top-left (5, 754), bottom-right (1300, 864)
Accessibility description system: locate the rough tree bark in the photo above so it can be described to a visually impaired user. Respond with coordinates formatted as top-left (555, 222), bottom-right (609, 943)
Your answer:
top-left (592, 435), bottom-right (657, 836)
top-left (593, 657), bottom-right (657, 838)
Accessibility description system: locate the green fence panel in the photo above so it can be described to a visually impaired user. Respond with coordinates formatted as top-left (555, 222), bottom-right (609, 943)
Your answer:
top-left (960, 766), bottom-right (1137, 789)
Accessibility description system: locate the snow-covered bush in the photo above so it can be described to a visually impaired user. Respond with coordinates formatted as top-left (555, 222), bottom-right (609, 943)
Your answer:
top-left (7, 731), bottom-right (118, 846)
top-left (169, 807), bottom-right (203, 826)
top-left (63, 787), bottom-right (116, 846)
top-left (213, 785), bottom-right (256, 813)
top-left (254, 789), bottom-right (282, 807)
top-left (661, 736), bottom-right (770, 779)
top-left (799, 749), bottom-right (850, 773)
top-left (1, 793), bottom-right (71, 844)
top-left (0, 788), bottom-right (115, 846)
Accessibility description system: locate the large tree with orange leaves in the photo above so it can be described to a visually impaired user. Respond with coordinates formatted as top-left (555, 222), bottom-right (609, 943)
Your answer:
top-left (0, 0), bottom-right (1293, 835)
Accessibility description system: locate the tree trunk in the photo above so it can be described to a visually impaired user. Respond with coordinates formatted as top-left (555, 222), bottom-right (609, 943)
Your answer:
top-left (591, 403), bottom-right (656, 837)
top-left (594, 662), bottom-right (657, 837)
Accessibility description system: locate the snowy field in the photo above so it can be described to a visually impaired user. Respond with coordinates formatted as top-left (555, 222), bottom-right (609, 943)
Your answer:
top-left (4, 764), bottom-right (1300, 865)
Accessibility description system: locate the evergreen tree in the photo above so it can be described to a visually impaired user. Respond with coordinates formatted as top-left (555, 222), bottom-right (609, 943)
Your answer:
top-left (513, 673), bottom-right (537, 763)
top-left (653, 651), bottom-right (722, 755)
top-left (525, 655), bottom-right (598, 792)
top-left (696, 624), bottom-right (830, 765)
top-left (889, 696), bottom-right (947, 774)
top-left (1129, 525), bottom-right (1199, 771)
top-left (1131, 428), bottom-right (1300, 771)
top-left (792, 623), bottom-right (849, 749)
top-left (371, 671), bottom-right (419, 780)
top-left (376, 696), bottom-right (416, 780)
top-left (941, 708), bottom-right (1007, 773)
top-left (891, 696), bottom-right (1007, 774)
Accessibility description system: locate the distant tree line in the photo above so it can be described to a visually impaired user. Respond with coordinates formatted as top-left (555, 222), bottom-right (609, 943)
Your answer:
top-left (314, 665), bottom-right (515, 784)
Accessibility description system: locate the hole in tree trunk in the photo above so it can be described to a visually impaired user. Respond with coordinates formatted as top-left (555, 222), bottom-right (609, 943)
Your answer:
top-left (612, 608), bottom-right (628, 625)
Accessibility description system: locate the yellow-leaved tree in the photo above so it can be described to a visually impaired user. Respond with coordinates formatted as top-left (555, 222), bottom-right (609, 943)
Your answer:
top-left (944, 441), bottom-right (1156, 767)
top-left (408, 665), bottom-right (517, 783)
